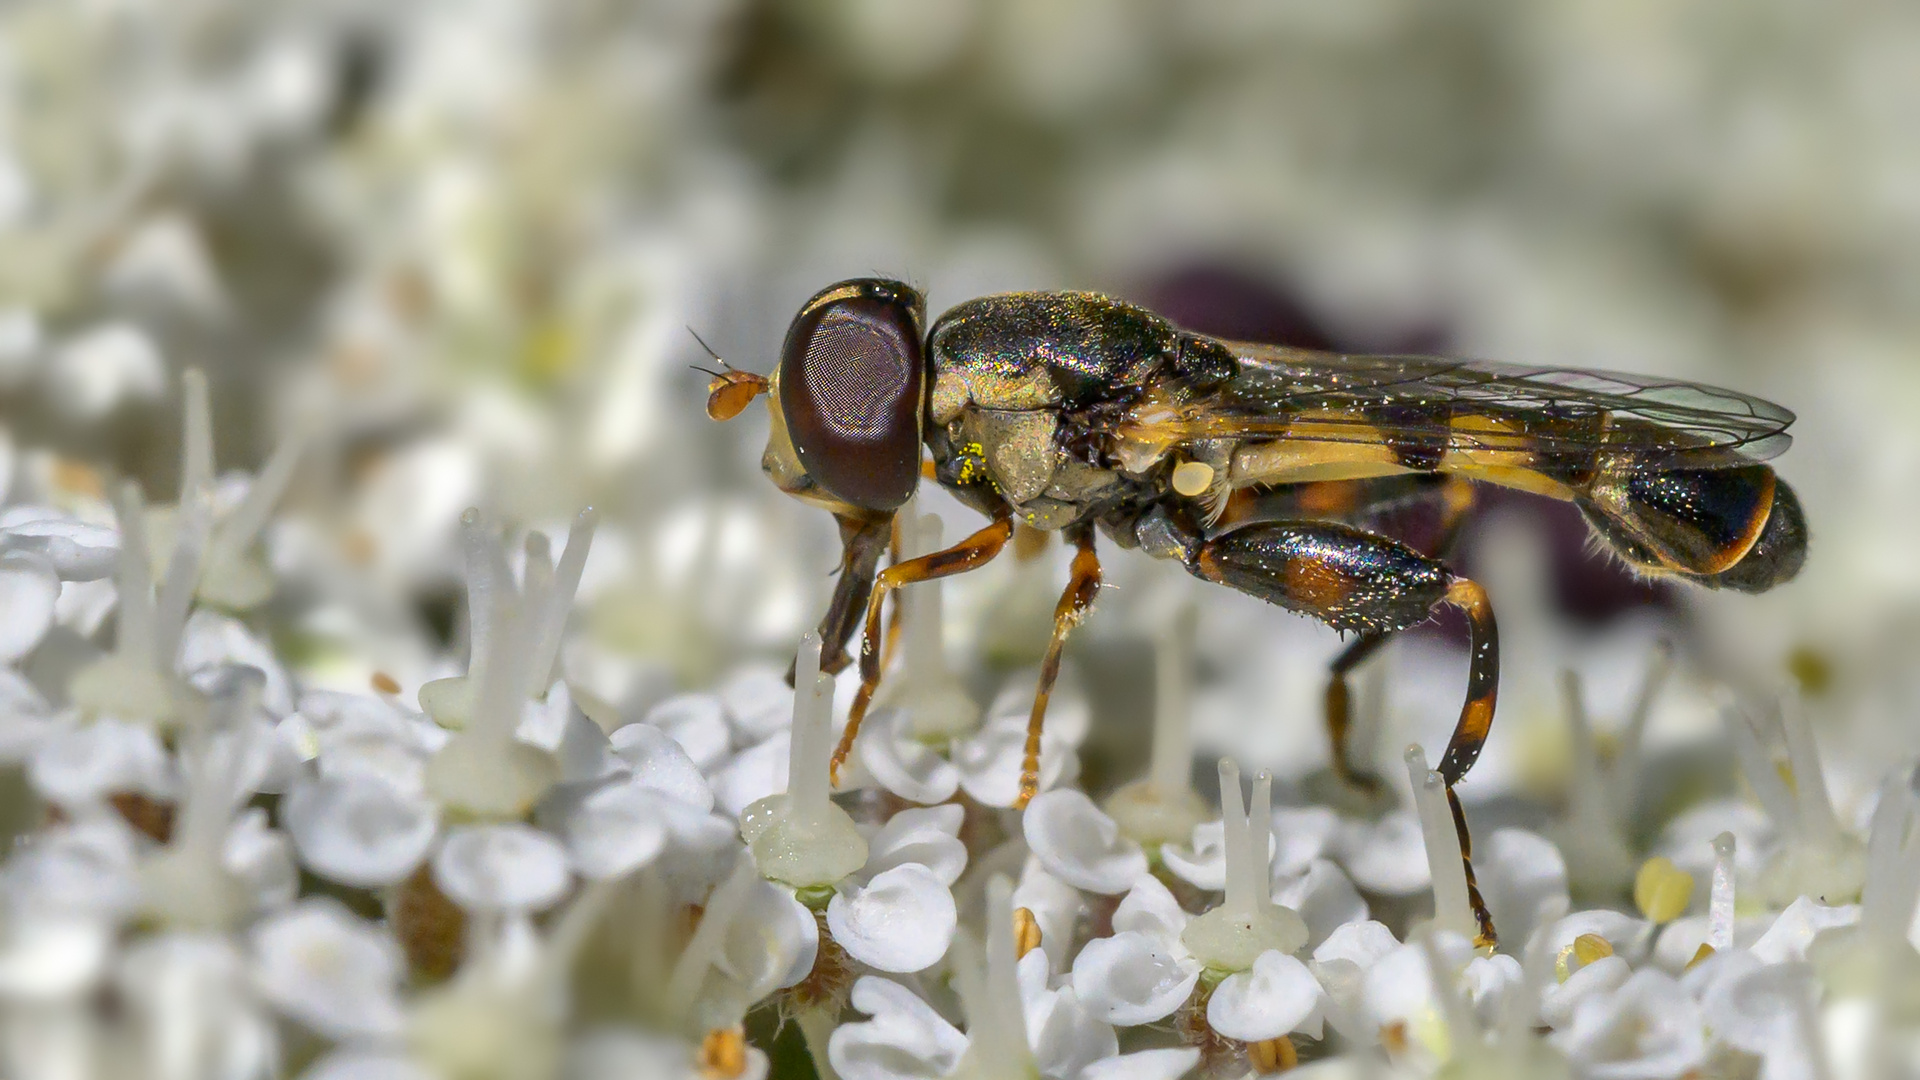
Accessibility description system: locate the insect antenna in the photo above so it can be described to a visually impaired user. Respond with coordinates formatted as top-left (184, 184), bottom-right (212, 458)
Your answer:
top-left (689, 326), bottom-right (770, 421)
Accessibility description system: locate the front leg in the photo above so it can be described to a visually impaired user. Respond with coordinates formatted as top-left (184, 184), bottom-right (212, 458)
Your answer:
top-left (830, 512), bottom-right (1014, 786)
top-left (806, 514), bottom-right (894, 679)
top-left (1016, 522), bottom-right (1102, 808)
top-left (1154, 512), bottom-right (1501, 949)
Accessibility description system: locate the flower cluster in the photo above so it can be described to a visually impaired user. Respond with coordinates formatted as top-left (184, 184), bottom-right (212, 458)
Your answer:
top-left (3, 1), bottom-right (1920, 1079)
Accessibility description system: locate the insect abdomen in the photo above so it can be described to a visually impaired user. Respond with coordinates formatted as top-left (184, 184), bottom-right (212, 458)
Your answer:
top-left (1577, 464), bottom-right (1806, 591)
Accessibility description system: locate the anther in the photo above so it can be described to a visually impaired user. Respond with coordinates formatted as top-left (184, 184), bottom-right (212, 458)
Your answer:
top-left (1248, 1035), bottom-right (1298, 1073)
top-left (1012, 907), bottom-right (1042, 960)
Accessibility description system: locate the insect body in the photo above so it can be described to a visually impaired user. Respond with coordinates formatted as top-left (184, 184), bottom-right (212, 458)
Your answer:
top-left (705, 278), bottom-right (1805, 947)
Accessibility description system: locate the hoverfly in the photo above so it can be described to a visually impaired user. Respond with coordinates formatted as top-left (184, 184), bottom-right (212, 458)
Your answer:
top-left (703, 278), bottom-right (1804, 947)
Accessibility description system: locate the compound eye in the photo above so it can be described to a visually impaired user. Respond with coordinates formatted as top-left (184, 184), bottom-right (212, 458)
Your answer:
top-left (778, 280), bottom-right (927, 513)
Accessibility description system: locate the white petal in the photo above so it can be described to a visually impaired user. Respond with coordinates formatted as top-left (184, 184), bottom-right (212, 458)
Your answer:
top-left (1701, 958), bottom-right (1818, 1056)
top-left (830, 976), bottom-right (967, 1080)
top-left (717, 668), bottom-right (793, 743)
top-left (283, 775), bottom-right (438, 887)
top-left (1271, 805), bottom-right (1341, 880)
top-left (827, 864), bottom-right (957, 974)
top-left (1160, 820), bottom-right (1228, 891)
top-left (47, 323), bottom-right (166, 418)
top-left (433, 824), bottom-right (571, 913)
top-left (772, 889), bottom-right (821, 990)
top-left (1478, 828), bottom-right (1570, 953)
top-left (708, 731), bottom-right (788, 820)
top-left (1749, 897), bottom-right (1859, 964)
top-left (177, 610), bottom-right (295, 716)
top-left (860, 706), bottom-right (961, 806)
top-left (1023, 789), bottom-right (1147, 895)
top-left (1539, 909), bottom-right (1648, 965)
top-left (1207, 950), bottom-right (1326, 1042)
top-left (1553, 969), bottom-right (1706, 1079)
top-left (0, 509), bottom-right (118, 581)
top-left (1541, 955), bottom-right (1631, 1029)
top-left (1312, 920), bottom-right (1401, 969)
top-left (224, 808), bottom-right (298, 912)
top-left (1273, 859), bottom-right (1368, 951)
top-left (564, 780), bottom-right (670, 879)
top-left (1023, 949), bottom-right (1116, 1077)
top-left (1335, 809), bottom-right (1431, 895)
top-left (607, 722), bottom-right (714, 812)
top-left (0, 551), bottom-right (58, 661)
top-left (3, 819), bottom-right (143, 918)
top-left (1076, 1047), bottom-right (1202, 1080)
top-left (0, 917), bottom-right (113, 999)
top-left (863, 803), bottom-right (967, 885)
top-left (1012, 856), bottom-right (1088, 975)
top-left (28, 719), bottom-right (174, 807)
top-left (953, 706), bottom-right (1076, 809)
top-left (1070, 931), bottom-right (1200, 1026)
top-left (251, 898), bottom-right (405, 1040)
top-left (1111, 873), bottom-right (1190, 942)
top-left (642, 693), bottom-right (733, 771)
top-left (712, 877), bottom-right (820, 1001)
top-left (300, 1050), bottom-right (438, 1080)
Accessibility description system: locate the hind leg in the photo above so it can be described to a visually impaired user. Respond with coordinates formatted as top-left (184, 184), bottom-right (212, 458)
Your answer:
top-left (1171, 515), bottom-right (1501, 947)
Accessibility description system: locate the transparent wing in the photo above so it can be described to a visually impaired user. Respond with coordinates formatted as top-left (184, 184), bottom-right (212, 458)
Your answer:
top-left (1185, 342), bottom-right (1795, 467)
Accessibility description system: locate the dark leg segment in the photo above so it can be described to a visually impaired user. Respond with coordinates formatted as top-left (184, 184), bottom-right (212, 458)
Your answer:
top-left (829, 514), bottom-right (1013, 786)
top-left (1320, 476), bottom-right (1477, 791)
top-left (800, 515), bottom-right (893, 681)
top-left (1018, 524), bottom-right (1102, 808)
top-left (1183, 518), bottom-right (1501, 948)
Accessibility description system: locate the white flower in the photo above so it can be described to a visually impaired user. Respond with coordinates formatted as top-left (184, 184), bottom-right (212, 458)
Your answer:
top-left (283, 774), bottom-right (440, 888)
top-left (1208, 949), bottom-right (1326, 1042)
top-left (565, 1028), bottom-right (770, 1080)
top-left (432, 824), bottom-right (572, 914)
top-left (1552, 968), bottom-right (1707, 1079)
top-left (1748, 896), bottom-right (1860, 965)
top-left (1071, 874), bottom-right (1203, 1026)
top-left (300, 1050), bottom-right (440, 1080)
top-left (951, 670), bottom-right (1088, 809)
top-left (1333, 808), bottom-right (1432, 895)
top-left (45, 323), bottom-right (167, 419)
top-left (831, 877), bottom-right (1115, 1080)
top-left (116, 933), bottom-right (276, 1080)
top-left (823, 805), bottom-right (969, 974)
top-left (0, 550), bottom-right (58, 662)
top-left (1023, 789), bottom-right (1147, 895)
top-left (28, 718), bottom-right (175, 809)
top-left (1011, 856), bottom-right (1089, 976)
top-left (1273, 858), bottom-right (1369, 952)
top-left (0, 506), bottom-right (118, 581)
top-left (607, 721), bottom-right (715, 813)
top-left (1476, 828), bottom-right (1570, 956)
top-left (640, 692), bottom-right (732, 771)
top-left (829, 976), bottom-right (968, 1080)
top-left (1309, 919), bottom-right (1402, 1043)
top-left (251, 899), bottom-right (407, 1041)
top-left (826, 864), bottom-right (958, 974)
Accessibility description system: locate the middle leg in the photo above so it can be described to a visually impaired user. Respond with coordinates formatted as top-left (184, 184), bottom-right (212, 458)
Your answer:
top-left (1317, 475), bottom-right (1479, 790)
top-left (1178, 515), bottom-right (1501, 948)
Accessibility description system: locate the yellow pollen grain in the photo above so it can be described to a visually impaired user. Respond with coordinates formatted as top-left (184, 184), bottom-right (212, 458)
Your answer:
top-left (1573, 933), bottom-right (1614, 966)
top-left (1012, 907), bottom-right (1042, 960)
top-left (1171, 460), bottom-right (1215, 496)
top-left (371, 671), bottom-right (402, 695)
top-left (1634, 856), bottom-right (1695, 923)
top-left (1249, 1035), bottom-right (1298, 1073)
top-left (699, 1027), bottom-right (749, 1079)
